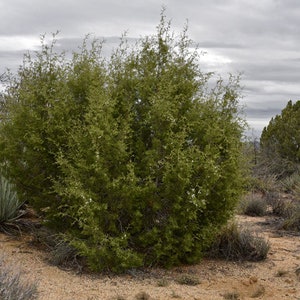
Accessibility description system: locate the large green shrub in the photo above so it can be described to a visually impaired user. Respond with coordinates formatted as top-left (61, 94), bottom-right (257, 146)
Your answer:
top-left (0, 14), bottom-right (245, 272)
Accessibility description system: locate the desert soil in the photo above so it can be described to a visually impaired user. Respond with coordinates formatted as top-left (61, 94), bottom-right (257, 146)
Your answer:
top-left (1, 214), bottom-right (300, 300)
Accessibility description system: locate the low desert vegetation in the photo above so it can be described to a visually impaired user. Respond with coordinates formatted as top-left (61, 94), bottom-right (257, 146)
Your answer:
top-left (280, 172), bottom-right (300, 193)
top-left (208, 221), bottom-right (270, 261)
top-left (170, 290), bottom-right (181, 298)
top-left (0, 256), bottom-right (38, 300)
top-left (239, 173), bottom-right (300, 233)
top-left (29, 226), bottom-right (83, 270)
top-left (259, 100), bottom-right (300, 192)
top-left (250, 285), bottom-right (265, 298)
top-left (281, 203), bottom-right (300, 231)
top-left (241, 100), bottom-right (300, 234)
top-left (222, 291), bottom-right (240, 300)
top-left (112, 296), bottom-right (127, 300)
top-left (238, 193), bottom-right (267, 216)
top-left (157, 278), bottom-right (169, 287)
top-left (134, 291), bottom-right (151, 300)
top-left (0, 173), bottom-right (24, 234)
top-left (275, 269), bottom-right (289, 277)
top-left (175, 274), bottom-right (201, 286)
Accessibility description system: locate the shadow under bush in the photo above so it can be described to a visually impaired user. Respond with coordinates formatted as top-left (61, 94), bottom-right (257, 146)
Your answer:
top-left (30, 227), bottom-right (83, 271)
top-left (208, 222), bottom-right (270, 261)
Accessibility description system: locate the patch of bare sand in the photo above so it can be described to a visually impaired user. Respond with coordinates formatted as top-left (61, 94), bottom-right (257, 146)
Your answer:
top-left (1, 215), bottom-right (300, 300)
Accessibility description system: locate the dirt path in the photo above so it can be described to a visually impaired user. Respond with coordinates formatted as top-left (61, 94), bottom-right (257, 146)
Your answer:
top-left (1, 215), bottom-right (300, 300)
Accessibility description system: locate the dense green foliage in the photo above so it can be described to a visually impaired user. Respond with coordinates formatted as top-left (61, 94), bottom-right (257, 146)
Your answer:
top-left (0, 15), bottom-right (245, 272)
top-left (260, 100), bottom-right (300, 177)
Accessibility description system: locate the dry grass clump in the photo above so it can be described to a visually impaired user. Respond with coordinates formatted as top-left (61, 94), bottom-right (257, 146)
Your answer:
top-left (280, 173), bottom-right (300, 231)
top-left (275, 269), bottom-right (289, 277)
top-left (223, 291), bottom-right (240, 299)
top-left (280, 172), bottom-right (300, 193)
top-left (170, 290), bottom-right (181, 298)
top-left (110, 296), bottom-right (126, 300)
top-left (134, 291), bottom-right (151, 300)
top-left (157, 278), bottom-right (169, 287)
top-left (208, 222), bottom-right (270, 261)
top-left (250, 285), bottom-right (265, 298)
top-left (281, 203), bottom-right (300, 231)
top-left (264, 183), bottom-right (300, 232)
top-left (31, 227), bottom-right (82, 270)
top-left (175, 274), bottom-right (200, 286)
top-left (249, 173), bottom-right (278, 195)
top-left (49, 238), bottom-right (79, 267)
top-left (266, 195), bottom-right (291, 217)
top-left (239, 193), bottom-right (267, 216)
top-left (0, 256), bottom-right (38, 300)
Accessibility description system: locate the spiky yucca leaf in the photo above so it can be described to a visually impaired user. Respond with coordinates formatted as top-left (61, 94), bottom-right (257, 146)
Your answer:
top-left (0, 175), bottom-right (22, 223)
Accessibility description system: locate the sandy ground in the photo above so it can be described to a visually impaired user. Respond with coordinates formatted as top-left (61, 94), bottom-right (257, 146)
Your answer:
top-left (1, 214), bottom-right (300, 300)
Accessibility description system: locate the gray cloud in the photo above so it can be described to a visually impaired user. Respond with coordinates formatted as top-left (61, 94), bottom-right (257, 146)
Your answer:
top-left (1, 0), bottom-right (300, 136)
top-left (0, 0), bottom-right (162, 36)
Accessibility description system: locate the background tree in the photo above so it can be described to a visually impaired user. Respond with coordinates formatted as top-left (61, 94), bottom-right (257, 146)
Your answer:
top-left (260, 100), bottom-right (300, 177)
top-left (0, 13), bottom-right (246, 272)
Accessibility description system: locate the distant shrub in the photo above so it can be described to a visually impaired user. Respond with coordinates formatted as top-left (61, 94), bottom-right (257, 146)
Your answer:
top-left (275, 269), bottom-right (288, 277)
top-left (223, 292), bottom-right (240, 300)
top-left (247, 173), bottom-right (279, 195)
top-left (134, 291), bottom-right (151, 300)
top-left (280, 172), bottom-right (300, 193)
top-left (157, 278), bottom-right (169, 287)
top-left (239, 193), bottom-right (267, 216)
top-left (208, 222), bottom-right (270, 261)
top-left (251, 285), bottom-right (265, 298)
top-left (295, 183), bottom-right (300, 201)
top-left (281, 204), bottom-right (300, 231)
top-left (175, 274), bottom-right (200, 286)
top-left (260, 100), bottom-right (300, 178)
top-left (267, 195), bottom-right (294, 217)
top-left (0, 257), bottom-right (38, 300)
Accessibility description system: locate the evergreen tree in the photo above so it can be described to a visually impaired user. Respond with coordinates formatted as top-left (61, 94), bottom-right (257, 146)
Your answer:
top-left (0, 13), bottom-right (245, 272)
top-left (260, 100), bottom-right (300, 176)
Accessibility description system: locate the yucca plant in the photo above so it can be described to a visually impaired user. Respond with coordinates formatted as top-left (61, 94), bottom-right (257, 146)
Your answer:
top-left (0, 174), bottom-right (22, 224)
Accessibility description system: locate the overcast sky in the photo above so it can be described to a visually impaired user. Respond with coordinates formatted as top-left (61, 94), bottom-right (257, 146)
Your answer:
top-left (1, 0), bottom-right (299, 137)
